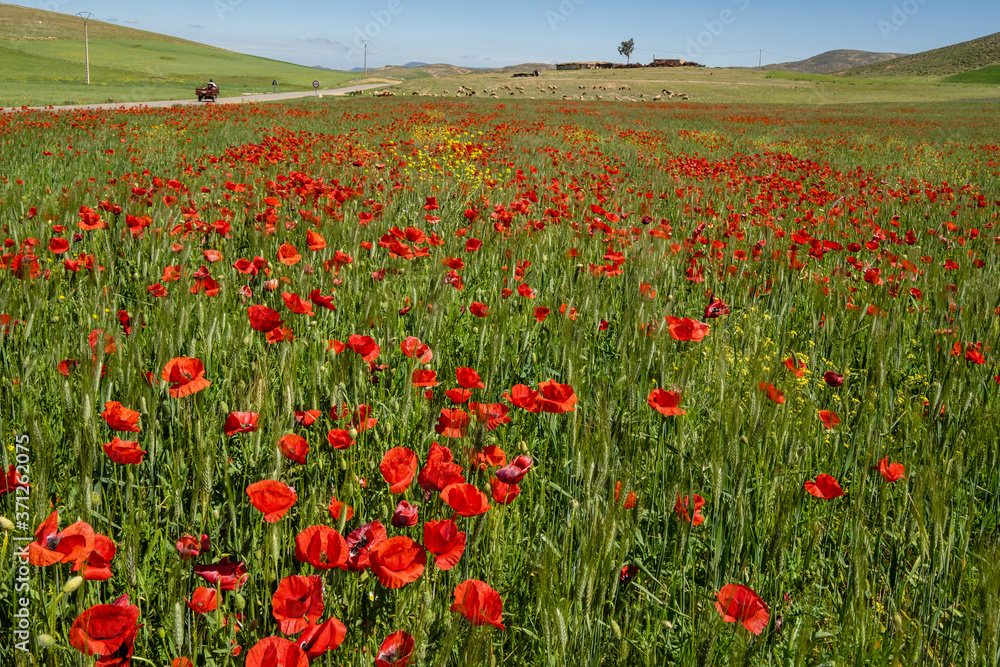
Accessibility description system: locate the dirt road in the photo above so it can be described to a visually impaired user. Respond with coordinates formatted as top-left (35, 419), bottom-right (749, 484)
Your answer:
top-left (5, 83), bottom-right (396, 113)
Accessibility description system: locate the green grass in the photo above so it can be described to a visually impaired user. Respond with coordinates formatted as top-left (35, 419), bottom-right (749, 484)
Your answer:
top-left (1, 97), bottom-right (1000, 666)
top-left (945, 64), bottom-right (1000, 84)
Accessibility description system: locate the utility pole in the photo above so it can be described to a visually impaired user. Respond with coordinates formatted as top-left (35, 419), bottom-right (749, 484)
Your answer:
top-left (77, 12), bottom-right (94, 84)
top-left (361, 40), bottom-right (371, 78)
top-left (758, 49), bottom-right (762, 70)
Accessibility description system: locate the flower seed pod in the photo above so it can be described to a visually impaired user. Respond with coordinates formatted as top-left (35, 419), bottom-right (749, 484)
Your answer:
top-left (0, 516), bottom-right (14, 531)
top-left (63, 576), bottom-right (84, 594)
top-left (38, 634), bottom-right (56, 649)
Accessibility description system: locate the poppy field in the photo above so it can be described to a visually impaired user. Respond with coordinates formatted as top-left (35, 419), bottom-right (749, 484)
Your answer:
top-left (1, 97), bottom-right (1000, 666)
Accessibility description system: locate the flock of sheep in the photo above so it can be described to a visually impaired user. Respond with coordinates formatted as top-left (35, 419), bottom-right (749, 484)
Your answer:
top-left (398, 82), bottom-right (689, 102)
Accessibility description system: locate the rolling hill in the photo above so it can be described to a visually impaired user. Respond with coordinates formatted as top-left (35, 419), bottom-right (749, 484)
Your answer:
top-left (763, 50), bottom-right (907, 75)
top-left (843, 31), bottom-right (1000, 79)
top-left (0, 2), bottom-right (354, 102)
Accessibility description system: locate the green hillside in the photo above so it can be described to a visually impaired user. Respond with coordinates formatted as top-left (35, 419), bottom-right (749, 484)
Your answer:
top-left (843, 31), bottom-right (1000, 79)
top-left (0, 2), bottom-right (354, 105)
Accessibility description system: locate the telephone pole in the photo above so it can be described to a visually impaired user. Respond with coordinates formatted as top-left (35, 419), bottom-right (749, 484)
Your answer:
top-left (361, 40), bottom-right (371, 78)
top-left (77, 12), bottom-right (94, 84)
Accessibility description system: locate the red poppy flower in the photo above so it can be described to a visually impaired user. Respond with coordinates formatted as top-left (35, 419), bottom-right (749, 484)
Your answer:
top-left (306, 229), bottom-right (327, 251)
top-left (435, 408), bottom-right (471, 438)
top-left (400, 336), bottom-right (433, 363)
top-left (877, 457), bottom-right (905, 483)
top-left (823, 371), bottom-right (844, 387)
top-left (277, 243), bottom-right (302, 266)
top-left (536, 380), bottom-right (577, 414)
top-left (28, 511), bottom-right (96, 567)
top-left (246, 480), bottom-right (297, 522)
top-left (297, 616), bottom-right (347, 659)
top-left (49, 237), bottom-right (70, 254)
top-left (223, 411), bottom-right (259, 436)
top-left (57, 358), bottom-right (79, 376)
top-left (272, 575), bottom-right (324, 635)
top-left (308, 289), bottom-right (336, 311)
top-left (101, 401), bottom-right (141, 433)
top-left (328, 495), bottom-right (354, 521)
top-left (495, 456), bottom-right (533, 485)
top-left (324, 428), bottom-right (354, 450)
top-left (192, 558), bottom-right (249, 590)
top-left (469, 444), bottom-right (507, 471)
top-left (161, 357), bottom-right (211, 398)
top-left (804, 473), bottom-right (845, 499)
top-left (469, 302), bottom-right (489, 317)
top-left (445, 387), bottom-right (472, 403)
top-left (69, 597), bottom-right (140, 658)
top-left (281, 291), bottom-right (315, 316)
top-left (784, 357), bottom-right (807, 377)
top-left (417, 442), bottom-right (466, 492)
top-left (391, 500), bottom-right (419, 528)
top-left (380, 447), bottom-right (419, 493)
top-left (456, 367), bottom-right (485, 389)
top-left (533, 307), bottom-right (550, 322)
top-left (102, 436), bottom-right (147, 465)
top-left (0, 464), bottom-right (29, 495)
top-left (293, 525), bottom-right (348, 571)
top-left (502, 384), bottom-right (541, 413)
top-left (186, 587), bottom-right (218, 614)
top-left (292, 409), bottom-right (320, 426)
top-left (615, 481), bottom-right (637, 509)
top-left (375, 630), bottom-right (415, 667)
top-left (704, 296), bottom-right (730, 319)
top-left (441, 482), bottom-right (491, 517)
top-left (647, 389), bottom-right (686, 416)
top-left (715, 584), bottom-right (769, 635)
top-left (758, 382), bottom-right (785, 404)
top-left (345, 521), bottom-right (387, 571)
top-left (369, 536), bottom-right (426, 589)
top-left (346, 334), bottom-right (381, 362)
top-left (278, 434), bottom-right (309, 465)
top-left (674, 494), bottom-right (705, 526)
top-left (469, 402), bottom-right (511, 431)
top-left (175, 534), bottom-right (209, 560)
top-left (423, 519), bottom-right (466, 570)
top-left (665, 316), bottom-right (710, 342)
top-left (245, 637), bottom-right (308, 667)
top-left (248, 305), bottom-right (283, 332)
top-left (489, 478), bottom-right (521, 504)
top-left (411, 369), bottom-right (440, 387)
top-left (72, 533), bottom-right (116, 580)
top-left (818, 410), bottom-right (840, 430)
top-left (451, 579), bottom-right (505, 630)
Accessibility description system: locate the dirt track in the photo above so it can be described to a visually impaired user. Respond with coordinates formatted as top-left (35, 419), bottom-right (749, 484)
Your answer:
top-left (4, 83), bottom-right (396, 112)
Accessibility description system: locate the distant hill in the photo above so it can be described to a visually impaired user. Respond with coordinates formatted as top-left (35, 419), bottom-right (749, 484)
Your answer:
top-left (763, 50), bottom-right (907, 75)
top-left (403, 61), bottom-right (428, 67)
top-left (843, 31), bottom-right (1000, 78)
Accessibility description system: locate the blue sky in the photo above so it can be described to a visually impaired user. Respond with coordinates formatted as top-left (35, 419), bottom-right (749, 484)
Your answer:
top-left (22, 0), bottom-right (1000, 69)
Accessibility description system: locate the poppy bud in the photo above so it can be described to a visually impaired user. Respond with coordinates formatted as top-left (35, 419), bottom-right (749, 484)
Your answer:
top-left (348, 428), bottom-right (358, 440)
top-left (0, 516), bottom-right (14, 531)
top-left (518, 441), bottom-right (528, 455)
top-left (662, 620), bottom-right (673, 631)
top-left (233, 593), bottom-right (246, 610)
top-left (63, 575), bottom-right (84, 594)
top-left (247, 619), bottom-right (259, 632)
top-left (610, 620), bottom-right (622, 640)
top-left (38, 634), bottom-right (56, 649)
top-left (51, 315), bottom-right (60, 323)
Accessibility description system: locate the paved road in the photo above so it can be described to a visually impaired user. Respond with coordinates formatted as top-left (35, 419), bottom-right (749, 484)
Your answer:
top-left (4, 83), bottom-right (396, 113)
